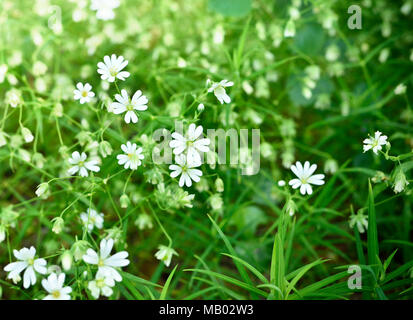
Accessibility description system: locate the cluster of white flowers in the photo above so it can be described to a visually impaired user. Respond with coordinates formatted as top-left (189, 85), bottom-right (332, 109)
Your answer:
top-left (169, 124), bottom-right (211, 188)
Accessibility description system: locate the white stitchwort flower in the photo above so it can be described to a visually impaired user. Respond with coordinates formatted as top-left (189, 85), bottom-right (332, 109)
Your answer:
top-left (363, 131), bottom-right (388, 154)
top-left (91, 0), bottom-right (120, 21)
top-left (88, 270), bottom-right (115, 299)
top-left (349, 211), bottom-right (368, 234)
top-left (169, 154), bottom-right (203, 188)
top-left (83, 238), bottom-right (130, 282)
top-left (68, 151), bottom-right (100, 177)
top-left (42, 273), bottom-right (72, 300)
top-left (155, 245), bottom-right (178, 267)
top-left (111, 89), bottom-right (148, 124)
top-left (289, 161), bottom-right (325, 195)
top-left (80, 209), bottom-right (104, 232)
top-left (207, 79), bottom-right (234, 104)
top-left (4, 246), bottom-right (47, 288)
top-left (73, 82), bottom-right (95, 104)
top-left (169, 123), bottom-right (210, 164)
top-left (97, 54), bottom-right (130, 82)
top-left (117, 141), bottom-right (144, 170)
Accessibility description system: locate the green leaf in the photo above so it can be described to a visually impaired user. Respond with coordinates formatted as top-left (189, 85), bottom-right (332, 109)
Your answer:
top-left (367, 180), bottom-right (379, 273)
top-left (160, 265), bottom-right (178, 300)
top-left (270, 233), bottom-right (285, 299)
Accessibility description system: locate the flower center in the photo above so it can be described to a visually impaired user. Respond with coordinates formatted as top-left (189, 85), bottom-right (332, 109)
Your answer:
top-left (96, 279), bottom-right (105, 288)
top-left (81, 91), bottom-right (88, 97)
top-left (98, 258), bottom-right (105, 267)
top-left (52, 290), bottom-right (61, 299)
top-left (109, 67), bottom-right (118, 77)
top-left (28, 258), bottom-right (34, 266)
top-left (78, 161), bottom-right (84, 167)
top-left (126, 104), bottom-right (134, 111)
top-left (186, 140), bottom-right (193, 147)
top-left (300, 178), bottom-right (307, 184)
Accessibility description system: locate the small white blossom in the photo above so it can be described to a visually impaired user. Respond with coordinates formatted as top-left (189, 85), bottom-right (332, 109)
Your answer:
top-left (169, 123), bottom-right (210, 165)
top-left (207, 79), bottom-right (234, 104)
top-left (155, 245), bottom-right (178, 267)
top-left (349, 211), bottom-right (368, 233)
top-left (363, 131), bottom-right (388, 154)
top-left (5, 89), bottom-right (23, 108)
top-left (278, 180), bottom-right (286, 187)
top-left (21, 127), bottom-right (34, 143)
top-left (111, 89), bottom-right (148, 124)
top-left (88, 270), bottom-right (115, 299)
top-left (4, 246), bottom-right (47, 288)
top-left (135, 213), bottom-right (153, 230)
top-left (67, 151), bottom-right (100, 177)
top-left (97, 54), bottom-right (130, 82)
top-left (42, 273), bottom-right (72, 300)
top-left (73, 82), bottom-right (95, 104)
top-left (91, 0), bottom-right (120, 21)
top-left (289, 161), bottom-right (325, 195)
top-left (169, 154), bottom-right (202, 188)
top-left (394, 83), bottom-right (406, 95)
top-left (117, 141), bottom-right (144, 170)
top-left (83, 238), bottom-right (130, 282)
top-left (80, 209), bottom-right (104, 232)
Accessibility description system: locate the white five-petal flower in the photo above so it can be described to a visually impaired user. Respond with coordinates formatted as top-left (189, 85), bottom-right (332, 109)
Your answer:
top-left (4, 246), bottom-right (47, 288)
top-left (111, 89), bottom-right (148, 124)
top-left (97, 54), bottom-right (130, 82)
top-left (363, 131), bottom-right (388, 154)
top-left (83, 238), bottom-right (130, 282)
top-left (117, 141), bottom-right (144, 170)
top-left (67, 151), bottom-right (100, 177)
top-left (169, 154), bottom-right (202, 188)
top-left (288, 161), bottom-right (325, 195)
top-left (91, 0), bottom-right (120, 21)
top-left (154, 245), bottom-right (178, 267)
top-left (169, 123), bottom-right (210, 165)
top-left (207, 79), bottom-right (234, 104)
top-left (42, 273), bottom-right (72, 300)
top-left (88, 270), bottom-right (115, 299)
top-left (73, 82), bottom-right (95, 104)
top-left (80, 208), bottom-right (104, 232)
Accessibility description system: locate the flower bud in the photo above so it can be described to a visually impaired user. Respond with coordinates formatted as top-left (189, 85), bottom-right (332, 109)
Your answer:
top-left (61, 250), bottom-right (73, 271)
top-left (120, 194), bottom-right (130, 209)
top-left (35, 182), bottom-right (49, 198)
top-left (0, 130), bottom-right (8, 147)
top-left (135, 213), bottom-right (153, 230)
top-left (0, 225), bottom-right (6, 243)
top-left (197, 103), bottom-right (205, 112)
top-left (393, 168), bottom-right (409, 194)
top-left (52, 217), bottom-right (64, 234)
top-left (215, 178), bottom-right (224, 192)
top-left (285, 199), bottom-right (297, 216)
top-left (99, 140), bottom-right (113, 158)
top-left (72, 240), bottom-right (89, 261)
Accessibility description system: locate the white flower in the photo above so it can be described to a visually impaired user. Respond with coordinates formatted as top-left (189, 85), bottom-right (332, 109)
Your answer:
top-left (135, 213), bottom-right (153, 230)
top-left (111, 89), bottom-right (148, 124)
top-left (21, 127), bottom-right (34, 143)
top-left (82, 238), bottom-right (130, 282)
top-left (349, 211), bottom-right (368, 234)
top-left (5, 89), bottom-right (23, 108)
top-left (363, 131), bottom-right (388, 154)
top-left (117, 141), bottom-right (144, 170)
top-left (80, 209), bottom-right (104, 232)
top-left (73, 82), bottom-right (95, 104)
top-left (88, 270), bottom-right (115, 299)
top-left (154, 245), bottom-right (178, 267)
top-left (91, 0), bottom-right (120, 21)
top-left (207, 79), bottom-right (234, 104)
top-left (4, 246), bottom-right (47, 288)
top-left (42, 273), bottom-right (72, 300)
top-left (289, 161), bottom-right (325, 195)
top-left (169, 123), bottom-right (210, 164)
top-left (67, 151), bottom-right (100, 177)
top-left (278, 180), bottom-right (286, 187)
top-left (169, 154), bottom-right (203, 188)
top-left (394, 83), bottom-right (406, 95)
top-left (97, 54), bottom-right (130, 82)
